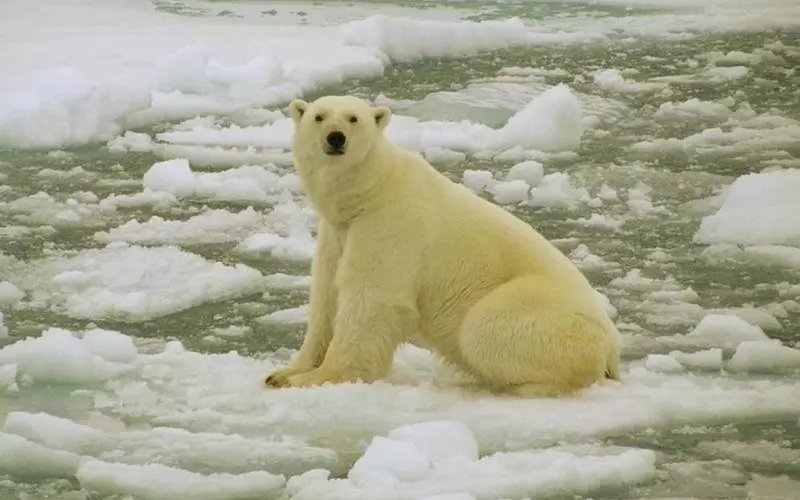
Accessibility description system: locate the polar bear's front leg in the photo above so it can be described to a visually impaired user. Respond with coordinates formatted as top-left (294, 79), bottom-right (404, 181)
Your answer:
top-left (265, 221), bottom-right (343, 388)
top-left (283, 217), bottom-right (421, 388)
top-left (285, 287), bottom-right (418, 387)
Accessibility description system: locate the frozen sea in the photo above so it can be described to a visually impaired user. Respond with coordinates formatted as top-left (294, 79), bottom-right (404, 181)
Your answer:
top-left (1, 0), bottom-right (800, 498)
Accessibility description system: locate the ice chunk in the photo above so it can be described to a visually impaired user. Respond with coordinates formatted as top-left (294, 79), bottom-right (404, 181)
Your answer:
top-left (81, 328), bottom-right (138, 364)
top-left (571, 245), bottom-right (616, 271)
top-left (695, 169), bottom-right (800, 246)
top-left (236, 232), bottom-right (316, 262)
top-left (264, 273), bottom-right (312, 291)
top-left (645, 354), bottom-right (685, 373)
top-left (708, 306), bottom-right (783, 331)
top-left (102, 190), bottom-right (179, 211)
top-left (107, 130), bottom-right (155, 153)
top-left (491, 84), bottom-right (584, 153)
top-left (627, 181), bottom-right (667, 217)
top-left (462, 170), bottom-right (494, 193)
top-left (2, 412), bottom-right (108, 453)
top-left (193, 166), bottom-right (289, 204)
top-left (257, 305), bottom-right (309, 325)
top-left (0, 433), bottom-right (82, 478)
top-left (726, 340), bottom-right (800, 373)
top-left (0, 191), bottom-right (116, 228)
top-left (76, 460), bottom-right (285, 500)
top-left (529, 172), bottom-right (591, 209)
top-left (342, 16), bottom-right (530, 63)
top-left (424, 147), bottom-right (466, 163)
top-left (12, 244), bottom-right (264, 322)
top-left (212, 325), bottom-right (251, 338)
top-left (598, 184), bottom-right (618, 201)
top-left (488, 180), bottom-right (529, 205)
top-left (684, 315), bottom-right (769, 349)
top-left (0, 363), bottom-right (17, 392)
top-left (593, 290), bottom-right (618, 319)
top-left (670, 348), bottom-right (724, 371)
top-left (704, 65), bottom-right (750, 82)
top-left (568, 213), bottom-right (624, 231)
top-left (0, 328), bottom-right (131, 385)
top-left (156, 117), bottom-right (293, 151)
top-left (592, 69), bottom-right (666, 93)
top-left (0, 281), bottom-right (24, 306)
top-left (609, 269), bottom-right (683, 293)
top-left (143, 158), bottom-right (196, 197)
top-left (349, 436), bottom-right (432, 484)
top-left (653, 98), bottom-right (736, 121)
top-left (505, 160), bottom-right (543, 187)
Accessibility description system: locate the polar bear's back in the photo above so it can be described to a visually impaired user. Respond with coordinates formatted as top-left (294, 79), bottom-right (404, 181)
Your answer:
top-left (391, 148), bottom-right (607, 334)
top-left (396, 149), bottom-right (581, 281)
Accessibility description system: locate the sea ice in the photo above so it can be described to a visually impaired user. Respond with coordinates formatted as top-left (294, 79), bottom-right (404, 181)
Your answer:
top-left (695, 169), bottom-right (800, 247)
top-left (0, 281), bottom-right (24, 307)
top-left (8, 243), bottom-right (264, 322)
top-left (94, 207), bottom-right (268, 245)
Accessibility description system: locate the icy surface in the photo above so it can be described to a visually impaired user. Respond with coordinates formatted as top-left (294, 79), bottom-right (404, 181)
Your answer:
top-left (7, 243), bottom-right (264, 322)
top-left (0, 329), bottom-right (798, 498)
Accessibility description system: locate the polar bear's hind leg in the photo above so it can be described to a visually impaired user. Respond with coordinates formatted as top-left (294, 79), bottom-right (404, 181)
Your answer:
top-left (457, 275), bottom-right (610, 398)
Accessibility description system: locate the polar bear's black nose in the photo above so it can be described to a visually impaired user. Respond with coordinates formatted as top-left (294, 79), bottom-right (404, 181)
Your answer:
top-left (326, 131), bottom-right (346, 149)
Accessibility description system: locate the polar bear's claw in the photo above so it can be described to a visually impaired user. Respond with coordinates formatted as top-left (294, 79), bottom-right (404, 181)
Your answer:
top-left (264, 374), bottom-right (284, 388)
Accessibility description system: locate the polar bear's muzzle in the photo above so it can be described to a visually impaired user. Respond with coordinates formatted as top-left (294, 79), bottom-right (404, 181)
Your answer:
top-left (324, 131), bottom-right (347, 156)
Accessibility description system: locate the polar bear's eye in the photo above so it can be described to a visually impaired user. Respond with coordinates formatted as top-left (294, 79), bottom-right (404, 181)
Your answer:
top-left (314, 114), bottom-right (324, 123)
top-left (349, 116), bottom-right (358, 124)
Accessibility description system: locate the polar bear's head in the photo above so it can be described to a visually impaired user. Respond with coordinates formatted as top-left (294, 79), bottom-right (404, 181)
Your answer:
top-left (289, 95), bottom-right (391, 167)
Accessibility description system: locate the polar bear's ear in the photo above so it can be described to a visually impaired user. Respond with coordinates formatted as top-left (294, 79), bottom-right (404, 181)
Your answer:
top-left (289, 99), bottom-right (308, 123)
top-left (373, 106), bottom-right (391, 131)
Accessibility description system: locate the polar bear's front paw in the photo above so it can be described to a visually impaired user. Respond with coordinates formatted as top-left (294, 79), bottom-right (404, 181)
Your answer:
top-left (264, 364), bottom-right (315, 388)
top-left (284, 367), bottom-right (350, 388)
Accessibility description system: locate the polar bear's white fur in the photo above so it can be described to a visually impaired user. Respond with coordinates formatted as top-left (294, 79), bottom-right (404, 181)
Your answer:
top-left (265, 95), bottom-right (621, 397)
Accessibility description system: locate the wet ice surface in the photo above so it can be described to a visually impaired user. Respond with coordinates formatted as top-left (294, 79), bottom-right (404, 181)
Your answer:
top-left (2, 0), bottom-right (800, 499)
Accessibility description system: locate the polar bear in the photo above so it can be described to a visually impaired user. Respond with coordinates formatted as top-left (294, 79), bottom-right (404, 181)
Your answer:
top-left (264, 95), bottom-right (621, 397)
